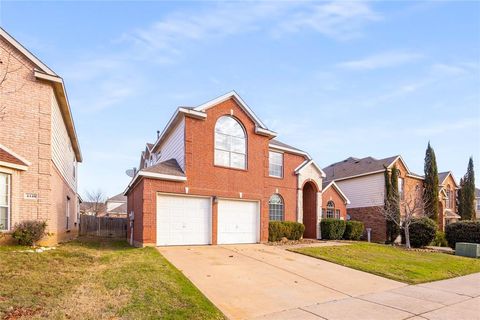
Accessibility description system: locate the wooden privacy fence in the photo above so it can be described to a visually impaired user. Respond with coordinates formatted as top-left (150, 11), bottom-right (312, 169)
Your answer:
top-left (79, 215), bottom-right (128, 238)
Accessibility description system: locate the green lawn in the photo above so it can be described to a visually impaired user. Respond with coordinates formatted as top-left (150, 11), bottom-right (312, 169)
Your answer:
top-left (0, 238), bottom-right (224, 320)
top-left (292, 242), bottom-right (480, 284)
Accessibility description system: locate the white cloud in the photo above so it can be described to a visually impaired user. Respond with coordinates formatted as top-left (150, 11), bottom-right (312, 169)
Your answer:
top-left (338, 51), bottom-right (423, 70)
top-left (277, 2), bottom-right (382, 40)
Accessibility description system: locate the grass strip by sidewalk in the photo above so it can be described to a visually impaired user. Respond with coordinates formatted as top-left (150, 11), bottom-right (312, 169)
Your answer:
top-left (291, 242), bottom-right (480, 284)
top-left (0, 238), bottom-right (224, 319)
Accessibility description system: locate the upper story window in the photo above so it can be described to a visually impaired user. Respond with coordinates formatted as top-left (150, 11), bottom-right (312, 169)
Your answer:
top-left (269, 194), bottom-right (284, 221)
top-left (269, 151), bottom-right (283, 178)
top-left (446, 187), bottom-right (451, 209)
top-left (0, 173), bottom-right (10, 231)
top-left (398, 177), bottom-right (404, 200)
top-left (214, 116), bottom-right (246, 169)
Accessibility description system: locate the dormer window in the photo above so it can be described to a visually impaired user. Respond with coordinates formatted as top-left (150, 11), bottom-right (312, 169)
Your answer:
top-left (214, 116), bottom-right (246, 169)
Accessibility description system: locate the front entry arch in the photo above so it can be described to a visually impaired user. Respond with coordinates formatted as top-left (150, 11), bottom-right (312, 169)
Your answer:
top-left (303, 181), bottom-right (318, 239)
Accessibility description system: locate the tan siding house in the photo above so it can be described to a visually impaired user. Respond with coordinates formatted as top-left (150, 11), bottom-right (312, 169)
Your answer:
top-left (0, 27), bottom-right (82, 245)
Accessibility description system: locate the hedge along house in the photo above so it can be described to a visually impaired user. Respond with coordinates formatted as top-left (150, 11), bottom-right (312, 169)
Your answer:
top-left (124, 91), bottom-right (327, 247)
top-left (0, 28), bottom-right (82, 245)
top-left (323, 156), bottom-right (424, 242)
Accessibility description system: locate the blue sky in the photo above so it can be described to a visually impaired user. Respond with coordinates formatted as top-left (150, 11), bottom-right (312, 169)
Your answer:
top-left (1, 1), bottom-right (479, 197)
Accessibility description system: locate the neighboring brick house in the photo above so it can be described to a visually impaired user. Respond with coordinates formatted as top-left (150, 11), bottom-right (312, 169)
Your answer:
top-left (0, 28), bottom-right (82, 245)
top-left (125, 91), bottom-right (326, 247)
top-left (437, 171), bottom-right (460, 230)
top-left (323, 156), bottom-right (424, 242)
top-left (321, 181), bottom-right (350, 221)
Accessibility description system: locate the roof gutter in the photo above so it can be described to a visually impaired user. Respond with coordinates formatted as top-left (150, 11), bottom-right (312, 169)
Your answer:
top-left (124, 170), bottom-right (187, 195)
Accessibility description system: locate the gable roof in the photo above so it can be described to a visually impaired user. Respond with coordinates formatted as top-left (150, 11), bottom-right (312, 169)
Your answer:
top-left (323, 155), bottom-right (399, 181)
top-left (143, 159), bottom-right (185, 177)
top-left (0, 27), bottom-right (82, 162)
top-left (438, 171), bottom-right (459, 188)
top-left (322, 180), bottom-right (351, 204)
top-left (0, 143), bottom-right (31, 170)
top-left (107, 193), bottom-right (127, 203)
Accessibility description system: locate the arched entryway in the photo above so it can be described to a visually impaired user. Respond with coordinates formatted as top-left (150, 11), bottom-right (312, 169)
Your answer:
top-left (303, 181), bottom-right (318, 239)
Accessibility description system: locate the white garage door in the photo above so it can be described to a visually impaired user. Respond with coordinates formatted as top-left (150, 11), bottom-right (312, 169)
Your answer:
top-left (217, 199), bottom-right (260, 244)
top-left (156, 194), bottom-right (211, 246)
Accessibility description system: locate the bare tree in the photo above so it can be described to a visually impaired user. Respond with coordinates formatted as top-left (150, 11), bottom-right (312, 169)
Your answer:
top-left (84, 189), bottom-right (107, 217)
top-left (377, 188), bottom-right (425, 249)
top-left (0, 46), bottom-right (24, 121)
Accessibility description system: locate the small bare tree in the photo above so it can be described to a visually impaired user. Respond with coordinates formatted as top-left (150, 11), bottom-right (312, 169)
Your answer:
top-left (377, 188), bottom-right (425, 249)
top-left (84, 189), bottom-right (106, 217)
top-left (0, 46), bottom-right (24, 121)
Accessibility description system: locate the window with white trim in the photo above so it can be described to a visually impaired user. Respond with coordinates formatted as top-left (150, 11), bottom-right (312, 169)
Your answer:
top-left (325, 200), bottom-right (335, 219)
top-left (214, 116), bottom-right (246, 169)
top-left (0, 173), bottom-right (10, 231)
top-left (269, 194), bottom-right (284, 221)
top-left (398, 177), bottom-right (404, 200)
top-left (269, 151), bottom-right (283, 178)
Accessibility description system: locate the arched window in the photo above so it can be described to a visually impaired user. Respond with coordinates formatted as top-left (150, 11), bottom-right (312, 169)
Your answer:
top-left (326, 200), bottom-right (335, 218)
top-left (214, 116), bottom-right (246, 169)
top-left (269, 194), bottom-right (284, 221)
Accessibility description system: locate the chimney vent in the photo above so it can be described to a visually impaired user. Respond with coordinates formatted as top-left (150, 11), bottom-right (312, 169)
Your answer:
top-left (157, 130), bottom-right (160, 138)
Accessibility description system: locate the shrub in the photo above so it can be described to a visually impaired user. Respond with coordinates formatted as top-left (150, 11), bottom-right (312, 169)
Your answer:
top-left (343, 221), bottom-right (364, 240)
top-left (408, 217), bottom-right (437, 248)
top-left (445, 220), bottom-right (480, 249)
top-left (11, 220), bottom-right (48, 246)
top-left (321, 218), bottom-right (346, 240)
top-left (430, 231), bottom-right (448, 247)
top-left (268, 221), bottom-right (305, 242)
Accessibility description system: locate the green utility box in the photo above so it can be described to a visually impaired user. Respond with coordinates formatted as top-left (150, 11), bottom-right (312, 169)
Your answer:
top-left (455, 242), bottom-right (480, 258)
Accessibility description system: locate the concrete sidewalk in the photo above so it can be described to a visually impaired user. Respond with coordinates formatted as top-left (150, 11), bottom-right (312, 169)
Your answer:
top-left (258, 273), bottom-right (480, 320)
top-left (158, 244), bottom-right (480, 320)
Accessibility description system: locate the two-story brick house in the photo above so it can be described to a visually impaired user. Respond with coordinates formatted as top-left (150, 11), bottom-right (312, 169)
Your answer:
top-left (437, 171), bottom-right (460, 229)
top-left (323, 156), bottom-right (461, 242)
top-left (125, 92), bottom-right (326, 246)
top-left (323, 156), bottom-right (424, 242)
top-left (0, 28), bottom-right (82, 245)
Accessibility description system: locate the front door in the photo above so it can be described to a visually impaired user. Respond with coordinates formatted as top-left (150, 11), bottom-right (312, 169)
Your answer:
top-left (303, 182), bottom-right (317, 238)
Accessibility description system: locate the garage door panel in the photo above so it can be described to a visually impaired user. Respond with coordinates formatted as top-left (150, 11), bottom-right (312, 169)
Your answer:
top-left (218, 199), bottom-right (260, 245)
top-left (156, 194), bottom-right (211, 246)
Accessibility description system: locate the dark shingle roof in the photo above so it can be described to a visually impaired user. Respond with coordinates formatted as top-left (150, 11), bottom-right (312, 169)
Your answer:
top-left (142, 159), bottom-right (185, 177)
top-left (269, 139), bottom-right (306, 153)
top-left (438, 172), bottom-right (450, 184)
top-left (108, 203), bottom-right (127, 214)
top-left (323, 155), bottom-right (399, 181)
top-left (0, 146), bottom-right (28, 167)
top-left (108, 193), bottom-right (126, 202)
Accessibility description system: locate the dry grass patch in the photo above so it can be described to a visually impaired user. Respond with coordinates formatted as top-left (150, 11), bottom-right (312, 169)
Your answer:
top-left (0, 238), bottom-right (224, 320)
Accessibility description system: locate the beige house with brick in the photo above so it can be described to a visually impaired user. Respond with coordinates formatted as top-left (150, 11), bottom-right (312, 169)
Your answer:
top-left (0, 28), bottom-right (82, 245)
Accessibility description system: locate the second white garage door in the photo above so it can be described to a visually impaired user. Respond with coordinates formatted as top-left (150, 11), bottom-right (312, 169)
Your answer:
top-left (217, 199), bottom-right (260, 244)
top-left (156, 194), bottom-right (211, 246)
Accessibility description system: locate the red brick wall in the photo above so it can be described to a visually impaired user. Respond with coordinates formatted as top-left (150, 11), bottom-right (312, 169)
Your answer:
top-left (321, 186), bottom-right (347, 220)
top-left (347, 206), bottom-right (386, 242)
top-left (129, 98), bottom-right (306, 245)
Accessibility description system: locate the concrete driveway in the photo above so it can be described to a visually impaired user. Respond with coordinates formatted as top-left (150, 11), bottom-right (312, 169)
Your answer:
top-left (158, 244), bottom-right (399, 319)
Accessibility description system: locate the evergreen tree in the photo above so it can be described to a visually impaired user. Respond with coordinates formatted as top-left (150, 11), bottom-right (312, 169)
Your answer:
top-left (459, 157), bottom-right (475, 220)
top-left (457, 177), bottom-right (465, 218)
top-left (423, 142), bottom-right (439, 222)
top-left (385, 165), bottom-right (400, 243)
